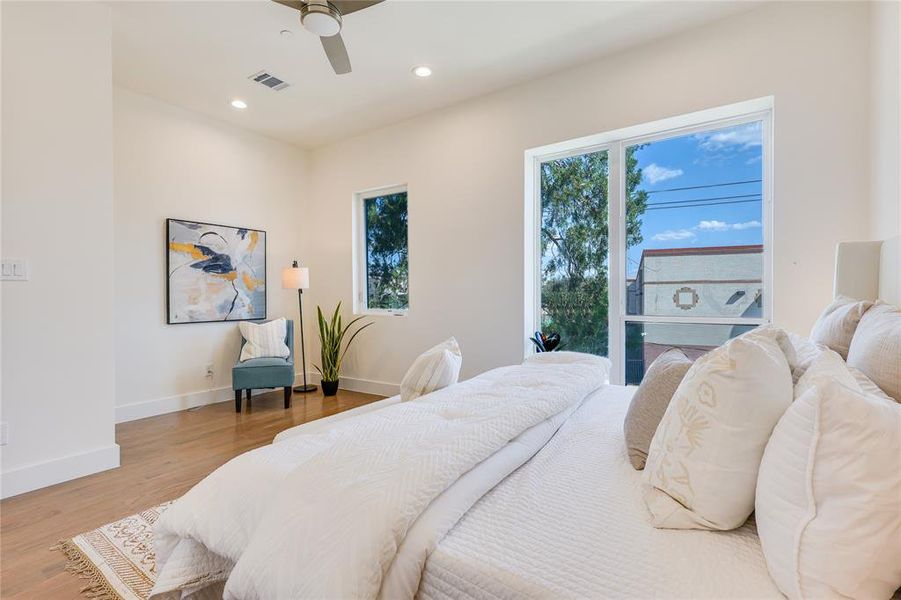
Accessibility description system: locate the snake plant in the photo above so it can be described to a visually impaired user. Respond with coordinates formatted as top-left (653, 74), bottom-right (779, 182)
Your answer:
top-left (314, 302), bottom-right (373, 382)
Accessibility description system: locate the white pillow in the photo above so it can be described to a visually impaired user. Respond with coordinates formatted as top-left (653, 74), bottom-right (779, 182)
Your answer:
top-left (780, 331), bottom-right (827, 384)
top-left (643, 327), bottom-right (793, 530)
top-left (756, 377), bottom-right (901, 599)
top-left (793, 347), bottom-right (859, 400)
top-left (238, 318), bottom-right (290, 362)
top-left (847, 301), bottom-right (901, 402)
top-left (400, 338), bottom-right (462, 402)
top-left (809, 295), bottom-right (873, 359)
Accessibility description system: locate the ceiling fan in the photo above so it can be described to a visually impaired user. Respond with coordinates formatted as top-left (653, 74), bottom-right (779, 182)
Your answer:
top-left (272, 0), bottom-right (384, 75)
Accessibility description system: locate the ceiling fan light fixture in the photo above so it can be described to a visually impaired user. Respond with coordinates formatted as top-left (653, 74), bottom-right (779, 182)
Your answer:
top-left (412, 65), bottom-right (432, 78)
top-left (300, 2), bottom-right (342, 37)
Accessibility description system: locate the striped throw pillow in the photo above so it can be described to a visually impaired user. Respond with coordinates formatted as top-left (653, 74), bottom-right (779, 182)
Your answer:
top-left (400, 338), bottom-right (462, 402)
top-left (239, 318), bottom-right (290, 362)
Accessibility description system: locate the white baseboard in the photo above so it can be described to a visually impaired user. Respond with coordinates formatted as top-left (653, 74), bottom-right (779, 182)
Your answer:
top-left (308, 372), bottom-right (400, 397)
top-left (115, 372), bottom-right (398, 424)
top-left (116, 385), bottom-right (235, 423)
top-left (1, 443), bottom-right (120, 499)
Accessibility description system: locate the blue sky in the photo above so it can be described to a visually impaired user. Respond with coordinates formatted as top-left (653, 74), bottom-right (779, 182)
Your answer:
top-left (627, 121), bottom-right (763, 277)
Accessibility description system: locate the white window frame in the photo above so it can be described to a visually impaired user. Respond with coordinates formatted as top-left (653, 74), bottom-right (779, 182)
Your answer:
top-left (352, 183), bottom-right (409, 317)
top-left (524, 97), bottom-right (774, 384)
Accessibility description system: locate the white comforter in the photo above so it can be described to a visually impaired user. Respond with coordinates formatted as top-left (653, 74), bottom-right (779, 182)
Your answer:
top-left (150, 352), bottom-right (608, 600)
top-left (419, 384), bottom-right (783, 599)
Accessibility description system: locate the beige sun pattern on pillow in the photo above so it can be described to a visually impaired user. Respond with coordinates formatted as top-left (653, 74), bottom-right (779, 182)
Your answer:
top-left (643, 327), bottom-right (793, 531)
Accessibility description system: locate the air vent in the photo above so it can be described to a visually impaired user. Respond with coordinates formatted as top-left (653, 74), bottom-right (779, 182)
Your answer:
top-left (247, 70), bottom-right (290, 91)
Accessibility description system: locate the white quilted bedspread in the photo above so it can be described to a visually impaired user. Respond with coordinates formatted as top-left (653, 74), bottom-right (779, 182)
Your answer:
top-left (418, 384), bottom-right (783, 600)
top-left (151, 353), bottom-right (608, 600)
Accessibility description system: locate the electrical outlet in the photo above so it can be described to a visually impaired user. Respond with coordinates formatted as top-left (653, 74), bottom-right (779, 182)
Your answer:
top-left (1, 259), bottom-right (28, 281)
top-left (0, 422), bottom-right (8, 446)
top-left (205, 363), bottom-right (214, 378)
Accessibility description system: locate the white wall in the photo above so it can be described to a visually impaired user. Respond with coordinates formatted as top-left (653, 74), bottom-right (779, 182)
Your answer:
top-left (1, 2), bottom-right (118, 497)
top-left (113, 87), bottom-right (308, 422)
top-left (304, 1), bottom-right (873, 386)
top-left (869, 0), bottom-right (901, 239)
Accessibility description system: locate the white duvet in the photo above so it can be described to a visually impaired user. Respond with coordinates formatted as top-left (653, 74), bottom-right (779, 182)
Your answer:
top-left (419, 384), bottom-right (783, 600)
top-left (150, 352), bottom-right (608, 600)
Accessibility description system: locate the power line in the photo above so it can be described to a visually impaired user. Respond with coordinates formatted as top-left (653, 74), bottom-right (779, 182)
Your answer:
top-left (645, 198), bottom-right (761, 211)
top-left (645, 193), bottom-right (761, 207)
top-left (646, 179), bottom-right (762, 194)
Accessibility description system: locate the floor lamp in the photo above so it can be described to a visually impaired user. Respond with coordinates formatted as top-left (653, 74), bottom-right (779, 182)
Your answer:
top-left (282, 261), bottom-right (317, 393)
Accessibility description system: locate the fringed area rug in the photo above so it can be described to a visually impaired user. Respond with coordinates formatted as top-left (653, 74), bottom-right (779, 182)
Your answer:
top-left (53, 503), bottom-right (170, 600)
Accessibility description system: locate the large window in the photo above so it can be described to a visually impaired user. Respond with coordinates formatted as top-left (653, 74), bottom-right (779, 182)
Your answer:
top-left (526, 99), bottom-right (771, 384)
top-left (354, 185), bottom-right (408, 314)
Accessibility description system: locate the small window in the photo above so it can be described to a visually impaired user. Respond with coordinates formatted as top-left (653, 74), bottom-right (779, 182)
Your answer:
top-left (354, 185), bottom-right (408, 314)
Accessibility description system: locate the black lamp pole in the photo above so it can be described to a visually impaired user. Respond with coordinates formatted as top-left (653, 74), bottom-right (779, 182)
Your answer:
top-left (293, 261), bottom-right (316, 393)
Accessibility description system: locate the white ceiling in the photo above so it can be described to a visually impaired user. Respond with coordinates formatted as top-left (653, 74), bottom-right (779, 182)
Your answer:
top-left (112, 1), bottom-right (757, 149)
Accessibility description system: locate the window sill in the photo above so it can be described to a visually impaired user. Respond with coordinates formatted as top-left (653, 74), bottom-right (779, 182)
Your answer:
top-left (355, 309), bottom-right (408, 318)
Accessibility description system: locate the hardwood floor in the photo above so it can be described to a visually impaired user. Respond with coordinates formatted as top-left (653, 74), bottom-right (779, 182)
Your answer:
top-left (0, 388), bottom-right (383, 599)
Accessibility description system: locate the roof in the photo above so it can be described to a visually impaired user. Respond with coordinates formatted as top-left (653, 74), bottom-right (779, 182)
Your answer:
top-left (641, 244), bottom-right (763, 258)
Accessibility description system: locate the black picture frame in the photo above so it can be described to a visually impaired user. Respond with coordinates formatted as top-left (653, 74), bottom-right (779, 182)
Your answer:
top-left (166, 218), bottom-right (268, 325)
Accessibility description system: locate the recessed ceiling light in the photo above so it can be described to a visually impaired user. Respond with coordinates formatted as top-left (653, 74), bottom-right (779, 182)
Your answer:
top-left (411, 65), bottom-right (432, 78)
top-left (230, 99), bottom-right (248, 110)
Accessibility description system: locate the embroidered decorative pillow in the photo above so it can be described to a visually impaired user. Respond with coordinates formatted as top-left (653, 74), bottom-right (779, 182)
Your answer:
top-left (756, 376), bottom-right (901, 599)
top-left (847, 301), bottom-right (901, 402)
top-left (238, 318), bottom-right (290, 362)
top-left (623, 348), bottom-right (692, 470)
top-left (809, 295), bottom-right (873, 359)
top-left (400, 338), bottom-right (462, 402)
top-left (643, 327), bottom-right (793, 530)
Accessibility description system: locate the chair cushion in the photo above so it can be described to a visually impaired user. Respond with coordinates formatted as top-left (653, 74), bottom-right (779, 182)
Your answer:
top-left (232, 357), bottom-right (294, 390)
top-left (235, 357), bottom-right (292, 369)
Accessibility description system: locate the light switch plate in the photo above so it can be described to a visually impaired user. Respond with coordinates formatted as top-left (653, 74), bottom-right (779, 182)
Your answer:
top-left (1, 259), bottom-right (28, 281)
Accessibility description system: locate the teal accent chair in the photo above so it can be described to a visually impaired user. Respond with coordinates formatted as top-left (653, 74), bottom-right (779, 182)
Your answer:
top-left (232, 319), bottom-right (294, 413)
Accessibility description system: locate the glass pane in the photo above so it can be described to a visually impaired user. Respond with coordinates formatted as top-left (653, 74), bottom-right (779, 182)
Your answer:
top-left (625, 321), bottom-right (757, 384)
top-left (625, 122), bottom-right (764, 319)
top-left (364, 191), bottom-right (408, 310)
top-left (539, 150), bottom-right (609, 356)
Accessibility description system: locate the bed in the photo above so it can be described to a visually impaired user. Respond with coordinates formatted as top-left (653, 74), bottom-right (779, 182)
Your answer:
top-left (149, 236), bottom-right (899, 600)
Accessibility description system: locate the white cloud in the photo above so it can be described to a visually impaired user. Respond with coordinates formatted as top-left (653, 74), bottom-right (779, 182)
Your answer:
top-left (696, 219), bottom-right (762, 232)
top-left (697, 220), bottom-right (729, 231)
top-left (695, 122), bottom-right (762, 151)
top-left (653, 229), bottom-right (696, 241)
top-left (732, 220), bottom-right (762, 230)
top-left (643, 163), bottom-right (684, 185)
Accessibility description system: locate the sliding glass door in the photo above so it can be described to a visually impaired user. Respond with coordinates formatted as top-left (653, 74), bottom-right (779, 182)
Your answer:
top-left (527, 101), bottom-right (772, 384)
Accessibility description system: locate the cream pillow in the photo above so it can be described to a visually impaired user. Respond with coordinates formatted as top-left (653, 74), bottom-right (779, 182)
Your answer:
top-left (238, 318), bottom-right (290, 362)
top-left (756, 377), bottom-right (901, 599)
top-left (400, 338), bottom-right (462, 402)
top-left (623, 349), bottom-right (692, 470)
top-left (643, 327), bottom-right (793, 530)
top-left (793, 347), bottom-right (859, 400)
top-left (780, 331), bottom-right (827, 384)
top-left (847, 301), bottom-right (901, 402)
top-left (809, 295), bottom-right (873, 359)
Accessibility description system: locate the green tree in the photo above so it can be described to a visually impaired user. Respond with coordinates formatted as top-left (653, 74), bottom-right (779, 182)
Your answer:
top-left (540, 147), bottom-right (647, 355)
top-left (365, 192), bottom-right (408, 310)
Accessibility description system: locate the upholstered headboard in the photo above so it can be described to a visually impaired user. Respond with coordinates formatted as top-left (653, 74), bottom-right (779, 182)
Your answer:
top-left (834, 236), bottom-right (901, 306)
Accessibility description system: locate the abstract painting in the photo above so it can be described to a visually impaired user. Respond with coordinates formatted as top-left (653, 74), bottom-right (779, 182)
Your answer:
top-left (167, 219), bottom-right (266, 324)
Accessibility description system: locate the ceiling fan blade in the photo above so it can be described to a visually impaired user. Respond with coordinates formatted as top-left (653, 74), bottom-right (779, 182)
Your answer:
top-left (321, 33), bottom-right (351, 74)
top-left (271, 0), bottom-right (305, 11)
top-left (330, 0), bottom-right (384, 16)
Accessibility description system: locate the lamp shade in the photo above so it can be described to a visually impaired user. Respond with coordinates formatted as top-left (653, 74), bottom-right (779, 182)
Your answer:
top-left (282, 263), bottom-right (310, 290)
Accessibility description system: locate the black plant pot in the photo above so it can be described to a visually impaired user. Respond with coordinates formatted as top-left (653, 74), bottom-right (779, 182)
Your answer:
top-left (321, 380), bottom-right (339, 397)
